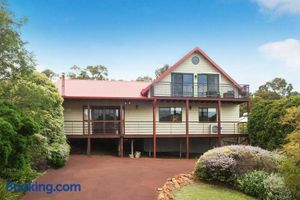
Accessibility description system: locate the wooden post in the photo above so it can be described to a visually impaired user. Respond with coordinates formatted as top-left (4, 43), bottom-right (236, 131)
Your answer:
top-left (119, 103), bottom-right (124, 157)
top-left (87, 103), bottom-right (91, 155)
top-left (153, 99), bottom-right (157, 159)
top-left (87, 137), bottom-right (91, 155)
top-left (185, 99), bottom-right (189, 159)
top-left (217, 100), bottom-right (221, 146)
top-left (246, 101), bottom-right (250, 114)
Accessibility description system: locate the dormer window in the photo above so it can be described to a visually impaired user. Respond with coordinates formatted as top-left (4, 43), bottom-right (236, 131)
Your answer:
top-left (192, 56), bottom-right (199, 65)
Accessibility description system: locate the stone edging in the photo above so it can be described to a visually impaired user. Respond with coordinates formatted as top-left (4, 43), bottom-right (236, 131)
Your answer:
top-left (157, 172), bottom-right (195, 200)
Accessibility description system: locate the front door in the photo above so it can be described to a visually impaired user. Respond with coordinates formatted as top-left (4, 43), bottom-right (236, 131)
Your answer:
top-left (91, 107), bottom-right (120, 134)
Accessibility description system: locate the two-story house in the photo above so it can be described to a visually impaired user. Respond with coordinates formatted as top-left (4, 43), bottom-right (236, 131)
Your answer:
top-left (59, 47), bottom-right (250, 158)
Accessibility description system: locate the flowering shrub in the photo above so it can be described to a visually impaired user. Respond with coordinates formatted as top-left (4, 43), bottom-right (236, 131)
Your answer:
top-left (264, 173), bottom-right (294, 200)
top-left (194, 145), bottom-right (280, 184)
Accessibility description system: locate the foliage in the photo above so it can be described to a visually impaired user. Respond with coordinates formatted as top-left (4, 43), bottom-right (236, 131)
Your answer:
top-left (174, 183), bottom-right (255, 200)
top-left (136, 75), bottom-right (152, 82)
top-left (0, 101), bottom-right (39, 182)
top-left (263, 173), bottom-right (294, 200)
top-left (29, 134), bottom-right (51, 170)
top-left (194, 145), bottom-right (280, 184)
top-left (248, 96), bottom-right (300, 150)
top-left (41, 69), bottom-right (58, 81)
top-left (0, 72), bottom-right (70, 168)
top-left (49, 143), bottom-right (70, 168)
top-left (155, 64), bottom-right (169, 78)
top-left (67, 65), bottom-right (108, 80)
top-left (0, 0), bottom-right (35, 81)
top-left (254, 78), bottom-right (298, 100)
top-left (0, 179), bottom-right (22, 200)
top-left (237, 170), bottom-right (268, 199)
top-left (280, 106), bottom-right (300, 199)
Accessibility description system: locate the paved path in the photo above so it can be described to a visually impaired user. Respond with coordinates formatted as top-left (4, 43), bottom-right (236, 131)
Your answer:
top-left (23, 155), bottom-right (195, 200)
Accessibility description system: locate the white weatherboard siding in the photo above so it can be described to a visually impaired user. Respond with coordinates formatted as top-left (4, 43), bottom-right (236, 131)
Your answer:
top-left (153, 52), bottom-right (238, 97)
top-left (63, 101), bottom-right (240, 135)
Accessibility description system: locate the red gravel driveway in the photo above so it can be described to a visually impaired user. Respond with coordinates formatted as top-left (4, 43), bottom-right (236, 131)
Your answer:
top-left (23, 155), bottom-right (195, 200)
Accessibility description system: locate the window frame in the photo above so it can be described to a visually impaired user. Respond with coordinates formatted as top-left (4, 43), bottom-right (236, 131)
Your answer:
top-left (198, 107), bottom-right (217, 122)
top-left (159, 107), bottom-right (182, 122)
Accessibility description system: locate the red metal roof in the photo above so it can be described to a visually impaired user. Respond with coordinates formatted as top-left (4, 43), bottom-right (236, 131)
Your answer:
top-left (141, 47), bottom-right (240, 96)
top-left (57, 79), bottom-right (151, 100)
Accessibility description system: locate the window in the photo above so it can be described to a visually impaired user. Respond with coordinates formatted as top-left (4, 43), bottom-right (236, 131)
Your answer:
top-left (159, 107), bottom-right (182, 122)
top-left (171, 73), bottom-right (193, 97)
top-left (198, 74), bottom-right (219, 97)
top-left (192, 56), bottom-right (200, 65)
top-left (199, 107), bottom-right (217, 122)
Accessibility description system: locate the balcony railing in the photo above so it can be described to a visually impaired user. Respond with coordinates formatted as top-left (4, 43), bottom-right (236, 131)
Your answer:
top-left (150, 82), bottom-right (249, 98)
top-left (65, 120), bottom-right (247, 135)
top-left (64, 120), bottom-right (121, 135)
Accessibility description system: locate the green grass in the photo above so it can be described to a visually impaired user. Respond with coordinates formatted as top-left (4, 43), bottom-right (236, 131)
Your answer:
top-left (174, 183), bottom-right (256, 200)
top-left (0, 179), bottom-right (22, 200)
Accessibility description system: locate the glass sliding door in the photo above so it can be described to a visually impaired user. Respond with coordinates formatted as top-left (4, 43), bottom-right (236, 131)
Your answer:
top-left (91, 107), bottom-right (120, 134)
top-left (171, 73), bottom-right (193, 97)
top-left (198, 74), bottom-right (220, 97)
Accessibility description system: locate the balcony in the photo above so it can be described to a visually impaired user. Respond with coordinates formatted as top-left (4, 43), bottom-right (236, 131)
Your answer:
top-left (150, 82), bottom-right (249, 99)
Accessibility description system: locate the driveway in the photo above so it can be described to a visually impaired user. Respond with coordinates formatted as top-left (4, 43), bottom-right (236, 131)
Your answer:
top-left (23, 155), bottom-right (196, 200)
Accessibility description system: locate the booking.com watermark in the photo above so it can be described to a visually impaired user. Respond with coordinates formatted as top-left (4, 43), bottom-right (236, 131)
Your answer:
top-left (6, 180), bottom-right (81, 194)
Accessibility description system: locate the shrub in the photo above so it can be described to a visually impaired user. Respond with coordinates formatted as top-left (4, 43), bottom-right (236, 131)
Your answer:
top-left (248, 96), bottom-right (300, 150)
top-left (237, 170), bottom-right (268, 199)
top-left (0, 102), bottom-right (38, 182)
top-left (0, 179), bottom-right (22, 200)
top-left (49, 143), bottom-right (70, 168)
top-left (29, 134), bottom-right (51, 170)
top-left (264, 173), bottom-right (294, 200)
top-left (0, 72), bottom-right (70, 167)
top-left (195, 145), bottom-right (280, 184)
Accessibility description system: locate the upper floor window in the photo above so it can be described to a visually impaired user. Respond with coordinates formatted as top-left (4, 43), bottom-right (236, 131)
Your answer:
top-left (199, 107), bottom-right (217, 122)
top-left (171, 73), bottom-right (193, 97)
top-left (159, 107), bottom-right (182, 122)
top-left (198, 74), bottom-right (219, 97)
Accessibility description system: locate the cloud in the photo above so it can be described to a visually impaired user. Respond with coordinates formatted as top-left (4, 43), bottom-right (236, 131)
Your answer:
top-left (253, 0), bottom-right (300, 15)
top-left (258, 38), bottom-right (300, 70)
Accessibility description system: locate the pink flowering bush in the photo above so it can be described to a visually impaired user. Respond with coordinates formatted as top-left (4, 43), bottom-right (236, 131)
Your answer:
top-left (195, 145), bottom-right (281, 184)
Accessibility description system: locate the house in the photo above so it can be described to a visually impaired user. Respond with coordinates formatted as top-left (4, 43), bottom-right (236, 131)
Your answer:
top-left (58, 47), bottom-right (250, 158)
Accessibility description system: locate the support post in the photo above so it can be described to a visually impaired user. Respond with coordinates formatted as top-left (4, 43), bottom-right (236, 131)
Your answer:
top-left (87, 137), bottom-right (91, 155)
top-left (152, 99), bottom-right (157, 159)
top-left (185, 99), bottom-right (189, 159)
top-left (88, 104), bottom-right (91, 135)
top-left (246, 101), bottom-right (250, 114)
top-left (87, 103), bottom-right (91, 155)
top-left (119, 103), bottom-right (124, 157)
top-left (217, 100), bottom-right (221, 146)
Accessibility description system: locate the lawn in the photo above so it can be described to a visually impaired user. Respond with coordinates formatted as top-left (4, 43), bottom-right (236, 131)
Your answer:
top-left (174, 183), bottom-right (256, 200)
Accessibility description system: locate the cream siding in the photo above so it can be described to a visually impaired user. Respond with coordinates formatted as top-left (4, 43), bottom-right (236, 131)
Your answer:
top-left (153, 52), bottom-right (238, 97)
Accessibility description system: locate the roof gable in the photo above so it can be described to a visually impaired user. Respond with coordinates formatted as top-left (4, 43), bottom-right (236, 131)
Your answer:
top-left (141, 47), bottom-right (239, 96)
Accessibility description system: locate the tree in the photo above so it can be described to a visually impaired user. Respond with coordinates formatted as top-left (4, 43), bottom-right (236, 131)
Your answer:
top-left (0, 0), bottom-right (35, 81)
top-left (155, 64), bottom-right (169, 78)
top-left (0, 101), bottom-right (38, 182)
top-left (0, 72), bottom-right (70, 168)
top-left (67, 65), bottom-right (108, 80)
top-left (280, 106), bottom-right (300, 199)
top-left (248, 96), bottom-right (300, 150)
top-left (136, 76), bottom-right (152, 82)
top-left (42, 69), bottom-right (58, 81)
top-left (254, 78), bottom-right (296, 100)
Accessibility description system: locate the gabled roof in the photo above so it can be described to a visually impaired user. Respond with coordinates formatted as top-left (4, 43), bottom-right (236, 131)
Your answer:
top-left (57, 79), bottom-right (151, 100)
top-left (141, 47), bottom-right (240, 96)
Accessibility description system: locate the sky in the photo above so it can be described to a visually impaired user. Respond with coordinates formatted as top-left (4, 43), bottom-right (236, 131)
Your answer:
top-left (8, 0), bottom-right (300, 91)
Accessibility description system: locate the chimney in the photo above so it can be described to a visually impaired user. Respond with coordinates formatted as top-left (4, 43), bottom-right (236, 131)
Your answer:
top-left (61, 73), bottom-right (65, 96)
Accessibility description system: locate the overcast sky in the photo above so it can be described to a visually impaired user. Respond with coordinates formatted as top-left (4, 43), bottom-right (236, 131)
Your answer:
top-left (9, 0), bottom-right (300, 91)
